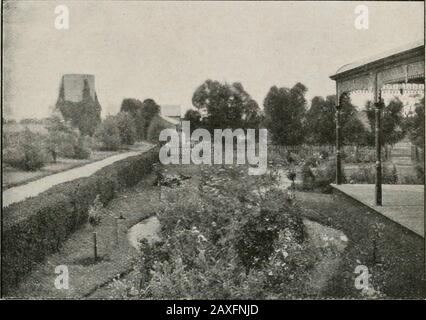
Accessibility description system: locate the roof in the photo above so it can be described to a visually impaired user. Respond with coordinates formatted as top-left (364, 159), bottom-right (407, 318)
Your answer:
top-left (330, 39), bottom-right (425, 79)
top-left (161, 105), bottom-right (182, 118)
top-left (159, 114), bottom-right (180, 126)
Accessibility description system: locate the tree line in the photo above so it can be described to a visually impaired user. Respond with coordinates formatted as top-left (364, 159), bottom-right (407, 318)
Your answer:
top-left (184, 79), bottom-right (424, 149)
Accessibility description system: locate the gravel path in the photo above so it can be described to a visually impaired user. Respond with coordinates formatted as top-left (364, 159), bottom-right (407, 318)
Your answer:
top-left (3, 144), bottom-right (154, 208)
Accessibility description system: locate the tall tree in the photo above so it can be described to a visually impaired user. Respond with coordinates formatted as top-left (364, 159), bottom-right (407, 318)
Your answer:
top-left (192, 80), bottom-right (260, 130)
top-left (305, 95), bottom-right (336, 145)
top-left (365, 97), bottom-right (405, 146)
top-left (137, 99), bottom-right (161, 140)
top-left (263, 83), bottom-right (307, 145)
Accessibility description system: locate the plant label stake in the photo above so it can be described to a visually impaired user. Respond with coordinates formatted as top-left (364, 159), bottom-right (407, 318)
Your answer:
top-left (93, 232), bottom-right (98, 262)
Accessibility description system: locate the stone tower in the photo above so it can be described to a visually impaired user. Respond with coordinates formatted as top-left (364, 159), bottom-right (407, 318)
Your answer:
top-left (57, 74), bottom-right (97, 104)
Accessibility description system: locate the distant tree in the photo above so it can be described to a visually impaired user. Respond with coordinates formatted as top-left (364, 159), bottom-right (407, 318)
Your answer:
top-left (56, 79), bottom-right (102, 136)
top-left (338, 93), bottom-right (369, 146)
top-left (120, 98), bottom-right (143, 118)
top-left (183, 109), bottom-right (202, 133)
top-left (192, 80), bottom-right (260, 130)
top-left (365, 97), bottom-right (405, 146)
top-left (115, 112), bottom-right (137, 145)
top-left (405, 97), bottom-right (425, 149)
top-left (263, 83), bottom-right (307, 145)
top-left (137, 99), bottom-right (161, 140)
top-left (93, 116), bottom-right (121, 151)
top-left (305, 95), bottom-right (336, 145)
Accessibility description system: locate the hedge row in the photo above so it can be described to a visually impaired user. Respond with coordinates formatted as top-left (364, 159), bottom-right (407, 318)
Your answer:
top-left (2, 146), bottom-right (159, 294)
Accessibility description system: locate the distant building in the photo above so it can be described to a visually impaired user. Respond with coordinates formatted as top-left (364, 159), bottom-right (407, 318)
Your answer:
top-left (57, 74), bottom-right (98, 104)
top-left (160, 105), bottom-right (182, 121)
top-left (56, 74), bottom-right (102, 136)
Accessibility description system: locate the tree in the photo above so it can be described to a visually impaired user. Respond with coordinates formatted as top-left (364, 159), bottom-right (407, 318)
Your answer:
top-left (305, 95), bottom-right (336, 145)
top-left (365, 97), bottom-right (405, 146)
top-left (405, 97), bottom-right (425, 148)
top-left (183, 109), bottom-right (202, 133)
top-left (192, 80), bottom-right (260, 131)
top-left (263, 83), bottom-right (307, 145)
top-left (94, 116), bottom-right (121, 151)
top-left (120, 98), bottom-right (143, 118)
top-left (338, 93), bottom-right (368, 146)
top-left (115, 112), bottom-right (137, 145)
top-left (56, 79), bottom-right (102, 136)
top-left (136, 99), bottom-right (161, 140)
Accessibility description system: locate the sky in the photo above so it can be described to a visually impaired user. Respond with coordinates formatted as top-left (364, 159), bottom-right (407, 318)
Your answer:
top-left (3, 1), bottom-right (424, 120)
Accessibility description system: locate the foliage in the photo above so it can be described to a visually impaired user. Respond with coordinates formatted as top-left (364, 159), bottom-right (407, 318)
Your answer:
top-left (115, 112), bottom-right (137, 145)
top-left (2, 147), bottom-right (159, 294)
top-left (44, 113), bottom-right (91, 161)
top-left (365, 98), bottom-right (406, 146)
top-left (88, 195), bottom-right (104, 228)
top-left (192, 80), bottom-right (261, 131)
top-left (348, 164), bottom-right (398, 184)
top-left (183, 109), bottom-right (202, 133)
top-left (304, 95), bottom-right (336, 145)
top-left (146, 114), bottom-right (176, 142)
top-left (3, 128), bottom-right (47, 171)
top-left (56, 79), bottom-right (102, 136)
top-left (137, 99), bottom-right (161, 140)
top-left (263, 83), bottom-right (307, 145)
top-left (111, 165), bottom-right (315, 299)
top-left (404, 97), bottom-right (425, 149)
top-left (93, 116), bottom-right (121, 151)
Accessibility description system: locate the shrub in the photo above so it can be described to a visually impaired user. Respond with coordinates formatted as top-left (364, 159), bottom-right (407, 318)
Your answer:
top-left (2, 146), bottom-right (159, 294)
top-left (93, 116), bottom-right (121, 151)
top-left (147, 114), bottom-right (176, 142)
top-left (3, 128), bottom-right (47, 171)
top-left (115, 112), bottom-right (137, 145)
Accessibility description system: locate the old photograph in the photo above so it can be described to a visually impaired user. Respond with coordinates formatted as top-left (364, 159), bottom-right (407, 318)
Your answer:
top-left (1, 0), bottom-right (425, 303)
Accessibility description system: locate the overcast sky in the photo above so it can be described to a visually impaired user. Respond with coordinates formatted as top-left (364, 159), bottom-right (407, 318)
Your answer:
top-left (3, 1), bottom-right (424, 119)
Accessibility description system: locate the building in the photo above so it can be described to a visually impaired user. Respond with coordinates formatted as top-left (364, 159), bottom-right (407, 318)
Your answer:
top-left (57, 74), bottom-right (98, 103)
top-left (160, 105), bottom-right (182, 121)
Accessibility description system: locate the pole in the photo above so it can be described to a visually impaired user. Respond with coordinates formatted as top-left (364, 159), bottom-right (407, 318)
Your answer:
top-left (335, 103), bottom-right (342, 184)
top-left (93, 232), bottom-right (98, 262)
top-left (375, 101), bottom-right (383, 206)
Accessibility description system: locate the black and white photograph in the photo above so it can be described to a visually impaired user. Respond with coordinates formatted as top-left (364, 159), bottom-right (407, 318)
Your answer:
top-left (1, 0), bottom-right (425, 304)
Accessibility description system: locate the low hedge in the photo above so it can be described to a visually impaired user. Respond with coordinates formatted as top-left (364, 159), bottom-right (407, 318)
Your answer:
top-left (2, 146), bottom-right (159, 294)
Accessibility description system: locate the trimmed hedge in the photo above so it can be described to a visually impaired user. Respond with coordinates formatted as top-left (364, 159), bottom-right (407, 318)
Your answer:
top-left (2, 146), bottom-right (159, 294)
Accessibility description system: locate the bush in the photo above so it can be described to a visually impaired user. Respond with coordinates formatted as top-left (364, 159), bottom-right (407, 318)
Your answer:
top-left (2, 146), bottom-right (159, 294)
top-left (349, 164), bottom-right (399, 184)
top-left (3, 128), bottom-right (47, 171)
top-left (115, 112), bottom-right (137, 145)
top-left (93, 116), bottom-right (121, 151)
top-left (147, 114), bottom-right (176, 142)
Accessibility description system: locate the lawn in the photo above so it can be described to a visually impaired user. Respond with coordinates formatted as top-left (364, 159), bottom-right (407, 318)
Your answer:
top-left (298, 191), bottom-right (425, 298)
